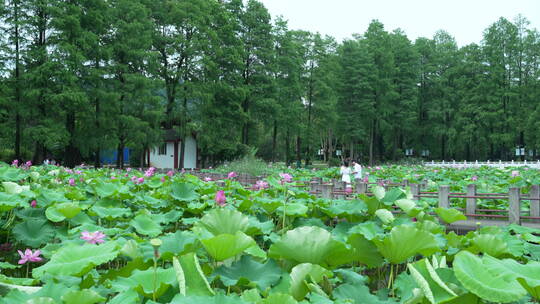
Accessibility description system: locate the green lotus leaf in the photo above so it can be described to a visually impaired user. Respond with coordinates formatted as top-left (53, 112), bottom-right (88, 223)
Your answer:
top-left (54, 202), bottom-right (81, 219)
top-left (175, 252), bottom-right (214, 296)
top-left (453, 251), bottom-right (526, 303)
top-left (32, 242), bottom-right (118, 278)
top-left (112, 267), bottom-right (176, 299)
top-left (240, 289), bottom-right (261, 303)
top-left (434, 208), bottom-right (466, 224)
top-left (268, 226), bottom-right (354, 267)
top-left (0, 193), bottom-right (23, 211)
top-left (469, 234), bottom-right (510, 258)
top-left (395, 199), bottom-right (420, 217)
top-left (373, 224), bottom-right (440, 264)
top-left (12, 219), bottom-right (55, 247)
top-left (260, 293), bottom-right (297, 304)
top-left (347, 234), bottom-right (384, 268)
top-left (171, 183), bottom-right (199, 201)
top-left (201, 231), bottom-right (255, 261)
top-left (197, 208), bottom-right (250, 236)
top-left (169, 294), bottom-right (247, 304)
top-left (212, 255), bottom-right (281, 291)
top-left (61, 289), bottom-right (105, 304)
top-left (25, 297), bottom-right (56, 304)
top-left (0, 167), bottom-right (27, 181)
top-left (481, 254), bottom-right (540, 300)
top-left (326, 199), bottom-right (367, 217)
top-left (277, 203), bottom-right (309, 216)
top-left (375, 209), bottom-right (394, 224)
top-left (130, 214), bottom-right (162, 237)
top-left (289, 263), bottom-right (332, 301)
top-left (348, 222), bottom-right (383, 240)
top-left (45, 207), bottom-right (65, 222)
top-left (256, 198), bottom-right (282, 214)
top-left (407, 259), bottom-right (458, 304)
top-left (381, 188), bottom-right (407, 204)
top-left (159, 231), bottom-right (197, 260)
top-left (333, 283), bottom-right (392, 304)
top-left (94, 183), bottom-right (117, 198)
top-left (372, 186), bottom-right (386, 200)
top-left (91, 206), bottom-right (131, 219)
top-left (2, 182), bottom-right (27, 194)
top-left (108, 289), bottom-right (139, 304)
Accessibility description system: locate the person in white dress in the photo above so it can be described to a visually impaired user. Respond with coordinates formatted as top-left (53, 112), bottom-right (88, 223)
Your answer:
top-left (352, 160), bottom-right (362, 180)
top-left (340, 161), bottom-right (352, 185)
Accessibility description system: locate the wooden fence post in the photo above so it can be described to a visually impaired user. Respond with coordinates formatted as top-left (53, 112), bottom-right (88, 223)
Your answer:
top-left (529, 185), bottom-right (539, 222)
top-left (309, 181), bottom-right (320, 194)
top-left (466, 184), bottom-right (477, 215)
top-left (355, 180), bottom-right (367, 194)
top-left (438, 185), bottom-right (450, 208)
top-left (410, 184), bottom-right (420, 201)
top-left (334, 181), bottom-right (345, 199)
top-left (509, 188), bottom-right (521, 225)
top-left (321, 183), bottom-right (334, 199)
top-left (402, 180), bottom-right (409, 188)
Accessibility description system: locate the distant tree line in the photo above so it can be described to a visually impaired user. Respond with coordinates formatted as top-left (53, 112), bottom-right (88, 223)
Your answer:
top-left (0, 0), bottom-right (538, 167)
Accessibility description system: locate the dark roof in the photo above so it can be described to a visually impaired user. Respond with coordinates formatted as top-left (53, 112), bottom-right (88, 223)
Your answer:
top-left (164, 129), bottom-right (180, 141)
top-left (162, 129), bottom-right (198, 142)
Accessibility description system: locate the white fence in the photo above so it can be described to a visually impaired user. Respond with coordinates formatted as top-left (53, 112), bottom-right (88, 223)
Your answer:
top-left (424, 160), bottom-right (540, 169)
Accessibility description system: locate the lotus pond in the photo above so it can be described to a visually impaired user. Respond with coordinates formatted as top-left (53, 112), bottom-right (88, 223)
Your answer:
top-left (0, 163), bottom-right (539, 303)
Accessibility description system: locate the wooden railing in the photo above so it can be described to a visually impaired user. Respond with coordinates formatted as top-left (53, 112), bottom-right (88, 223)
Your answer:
top-left (188, 172), bottom-right (540, 225)
top-left (424, 160), bottom-right (540, 168)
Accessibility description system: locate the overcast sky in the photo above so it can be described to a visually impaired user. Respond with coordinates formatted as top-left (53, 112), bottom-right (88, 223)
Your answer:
top-left (258, 0), bottom-right (540, 46)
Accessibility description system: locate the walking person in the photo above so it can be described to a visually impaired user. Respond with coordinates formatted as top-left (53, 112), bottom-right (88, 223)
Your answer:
top-left (340, 160), bottom-right (352, 192)
top-left (352, 160), bottom-right (362, 180)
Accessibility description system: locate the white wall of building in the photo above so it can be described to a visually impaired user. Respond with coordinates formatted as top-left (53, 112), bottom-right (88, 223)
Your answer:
top-left (149, 142), bottom-right (175, 169)
top-left (183, 136), bottom-right (197, 169)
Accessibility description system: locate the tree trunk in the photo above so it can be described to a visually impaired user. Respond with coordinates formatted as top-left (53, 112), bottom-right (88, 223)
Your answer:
top-left (285, 128), bottom-right (290, 166)
top-left (272, 120), bottom-right (277, 162)
top-left (14, 0), bottom-right (22, 161)
top-left (369, 119), bottom-right (375, 166)
top-left (117, 141), bottom-right (125, 169)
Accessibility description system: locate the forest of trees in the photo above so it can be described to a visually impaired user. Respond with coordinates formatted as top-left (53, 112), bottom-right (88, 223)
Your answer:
top-left (0, 0), bottom-right (539, 167)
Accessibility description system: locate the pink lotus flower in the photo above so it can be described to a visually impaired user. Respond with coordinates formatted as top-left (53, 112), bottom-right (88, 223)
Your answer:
top-left (279, 173), bottom-right (293, 184)
top-left (511, 170), bottom-right (519, 177)
top-left (12, 159), bottom-right (18, 166)
top-left (167, 170), bottom-right (174, 177)
top-left (215, 190), bottom-right (227, 207)
top-left (137, 177), bottom-right (145, 184)
top-left (68, 178), bottom-right (75, 186)
top-left (363, 176), bottom-right (369, 183)
top-left (126, 168), bottom-right (132, 172)
top-left (471, 176), bottom-right (478, 181)
top-left (30, 200), bottom-right (37, 208)
top-left (65, 169), bottom-right (73, 174)
top-left (131, 176), bottom-right (138, 183)
top-left (17, 249), bottom-right (42, 264)
top-left (160, 177), bottom-right (166, 182)
top-left (25, 161), bottom-right (32, 167)
top-left (204, 177), bottom-right (212, 182)
top-left (111, 176), bottom-right (116, 180)
top-left (124, 173), bottom-right (129, 177)
top-left (144, 167), bottom-right (155, 177)
top-left (79, 177), bottom-right (84, 182)
top-left (75, 170), bottom-right (82, 175)
top-left (227, 172), bottom-right (237, 179)
top-left (253, 180), bottom-right (269, 190)
top-left (345, 187), bottom-right (353, 194)
top-left (80, 231), bottom-right (106, 244)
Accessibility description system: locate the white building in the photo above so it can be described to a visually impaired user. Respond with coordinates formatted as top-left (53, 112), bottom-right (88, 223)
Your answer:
top-left (147, 130), bottom-right (197, 169)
